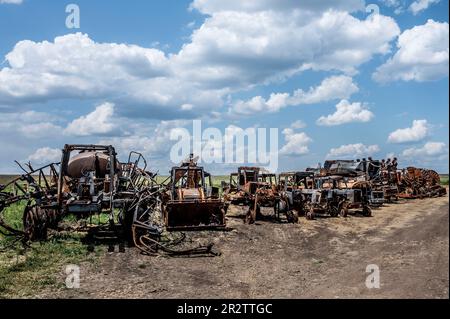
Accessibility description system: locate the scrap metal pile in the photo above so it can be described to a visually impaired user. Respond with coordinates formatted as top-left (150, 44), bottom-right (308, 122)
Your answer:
top-left (0, 144), bottom-right (447, 255)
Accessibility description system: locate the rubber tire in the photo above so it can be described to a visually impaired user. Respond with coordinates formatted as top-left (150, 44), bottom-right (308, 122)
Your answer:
top-left (306, 208), bottom-right (315, 220)
top-left (329, 205), bottom-right (339, 217)
top-left (339, 205), bottom-right (348, 217)
top-left (23, 206), bottom-right (48, 241)
top-left (286, 210), bottom-right (299, 223)
top-left (362, 206), bottom-right (372, 217)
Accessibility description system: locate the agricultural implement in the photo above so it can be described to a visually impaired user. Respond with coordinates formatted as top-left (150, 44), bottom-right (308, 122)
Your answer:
top-left (398, 167), bottom-right (446, 199)
top-left (0, 146), bottom-right (219, 256)
top-left (373, 158), bottom-right (401, 202)
top-left (0, 144), bottom-right (155, 241)
top-left (353, 157), bottom-right (400, 203)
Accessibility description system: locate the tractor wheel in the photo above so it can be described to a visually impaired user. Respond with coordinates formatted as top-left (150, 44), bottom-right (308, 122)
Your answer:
top-left (119, 206), bottom-right (134, 243)
top-left (306, 207), bottom-right (315, 220)
top-left (23, 206), bottom-right (48, 241)
top-left (255, 204), bottom-right (262, 219)
top-left (274, 199), bottom-right (288, 221)
top-left (362, 205), bottom-right (372, 217)
top-left (329, 205), bottom-right (339, 217)
top-left (45, 209), bottom-right (60, 229)
top-left (286, 210), bottom-right (299, 223)
top-left (245, 206), bottom-right (257, 224)
top-left (339, 204), bottom-right (348, 217)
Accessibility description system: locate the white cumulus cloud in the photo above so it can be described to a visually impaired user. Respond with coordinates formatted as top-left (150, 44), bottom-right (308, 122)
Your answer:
top-left (28, 147), bottom-right (61, 164)
top-left (409, 0), bottom-right (440, 15)
top-left (290, 120), bottom-right (306, 129)
top-left (0, 2), bottom-right (400, 120)
top-left (316, 99), bottom-right (374, 126)
top-left (387, 119), bottom-right (429, 143)
top-left (402, 141), bottom-right (447, 157)
top-left (99, 120), bottom-right (189, 160)
top-left (327, 143), bottom-right (380, 158)
top-left (0, 0), bottom-right (23, 4)
top-left (178, 9), bottom-right (400, 85)
top-left (230, 75), bottom-right (358, 115)
top-left (19, 122), bottom-right (62, 138)
top-left (190, 0), bottom-right (365, 14)
top-left (64, 102), bottom-right (117, 136)
top-left (279, 128), bottom-right (312, 156)
top-left (0, 110), bottom-right (62, 139)
top-left (0, 33), bottom-right (170, 102)
top-left (373, 20), bottom-right (449, 83)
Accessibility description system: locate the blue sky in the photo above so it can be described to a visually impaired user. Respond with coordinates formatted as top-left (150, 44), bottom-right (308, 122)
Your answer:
top-left (0, 0), bottom-right (448, 174)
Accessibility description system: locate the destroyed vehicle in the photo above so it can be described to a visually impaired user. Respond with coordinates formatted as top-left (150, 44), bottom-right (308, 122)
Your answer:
top-left (302, 175), bottom-right (373, 218)
top-left (323, 159), bottom-right (385, 207)
top-left (398, 167), bottom-right (447, 198)
top-left (276, 171), bottom-right (315, 222)
top-left (223, 166), bottom-right (280, 224)
top-left (222, 166), bottom-right (260, 205)
top-left (162, 154), bottom-right (227, 230)
top-left (0, 144), bottom-right (157, 242)
top-left (361, 158), bottom-right (400, 203)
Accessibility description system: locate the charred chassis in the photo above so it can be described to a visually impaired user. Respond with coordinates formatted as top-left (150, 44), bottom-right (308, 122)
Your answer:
top-left (223, 167), bottom-right (282, 224)
top-left (277, 171), bottom-right (372, 220)
top-left (163, 154), bottom-right (227, 230)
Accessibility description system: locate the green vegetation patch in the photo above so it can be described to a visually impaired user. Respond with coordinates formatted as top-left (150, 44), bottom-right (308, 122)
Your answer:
top-left (0, 201), bottom-right (105, 298)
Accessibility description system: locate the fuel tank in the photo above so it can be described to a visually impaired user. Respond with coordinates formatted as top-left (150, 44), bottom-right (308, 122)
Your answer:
top-left (67, 152), bottom-right (111, 178)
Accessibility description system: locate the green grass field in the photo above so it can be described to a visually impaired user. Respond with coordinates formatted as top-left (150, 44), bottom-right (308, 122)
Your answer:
top-left (0, 198), bottom-right (105, 298)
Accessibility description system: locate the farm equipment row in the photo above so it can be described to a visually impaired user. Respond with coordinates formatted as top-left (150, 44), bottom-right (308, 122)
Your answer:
top-left (0, 144), bottom-right (447, 255)
top-left (223, 157), bottom-right (446, 224)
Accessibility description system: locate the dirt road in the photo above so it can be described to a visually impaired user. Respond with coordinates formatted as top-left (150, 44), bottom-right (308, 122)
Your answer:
top-left (44, 194), bottom-right (449, 299)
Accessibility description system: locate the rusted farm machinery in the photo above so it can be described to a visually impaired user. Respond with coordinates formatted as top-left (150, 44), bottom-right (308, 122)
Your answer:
top-left (323, 159), bottom-right (385, 207)
top-left (223, 167), bottom-right (283, 224)
top-left (0, 144), bottom-right (156, 241)
top-left (129, 154), bottom-right (226, 256)
top-left (318, 158), bottom-right (446, 204)
top-left (373, 158), bottom-right (401, 202)
top-left (277, 171), bottom-right (373, 220)
top-left (277, 171), bottom-right (313, 220)
top-left (398, 167), bottom-right (446, 198)
top-left (162, 154), bottom-right (227, 230)
top-left (1, 145), bottom-right (446, 254)
top-left (0, 146), bottom-right (221, 256)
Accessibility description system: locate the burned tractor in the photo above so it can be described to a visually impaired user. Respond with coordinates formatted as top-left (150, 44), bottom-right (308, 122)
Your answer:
top-left (398, 167), bottom-right (446, 198)
top-left (323, 159), bottom-right (385, 207)
top-left (277, 170), bottom-right (373, 220)
top-left (222, 166), bottom-right (260, 205)
top-left (277, 171), bottom-right (314, 221)
top-left (223, 167), bottom-right (280, 224)
top-left (162, 154), bottom-right (227, 230)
